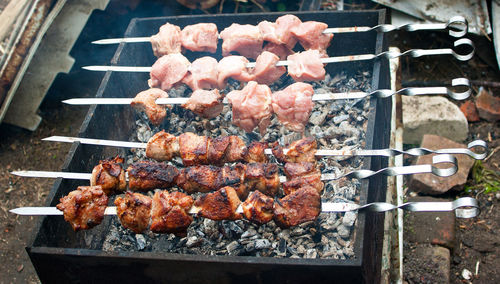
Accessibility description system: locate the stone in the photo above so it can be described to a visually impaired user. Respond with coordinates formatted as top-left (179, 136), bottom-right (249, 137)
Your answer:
top-left (409, 134), bottom-right (475, 195)
top-left (459, 100), bottom-right (480, 122)
top-left (476, 87), bottom-right (500, 121)
top-left (404, 244), bottom-right (450, 284)
top-left (404, 196), bottom-right (456, 250)
top-left (402, 96), bottom-right (468, 144)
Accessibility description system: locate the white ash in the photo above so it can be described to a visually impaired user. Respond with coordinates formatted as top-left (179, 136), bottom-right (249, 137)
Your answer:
top-left (103, 72), bottom-right (372, 260)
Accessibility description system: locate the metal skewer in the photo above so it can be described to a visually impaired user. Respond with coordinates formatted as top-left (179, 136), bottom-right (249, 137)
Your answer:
top-left (91, 16), bottom-right (468, 45)
top-left (83, 39), bottom-right (475, 72)
top-left (9, 196), bottom-right (479, 218)
top-left (42, 136), bottom-right (487, 160)
top-left (10, 154), bottom-right (459, 182)
top-left (62, 78), bottom-right (472, 107)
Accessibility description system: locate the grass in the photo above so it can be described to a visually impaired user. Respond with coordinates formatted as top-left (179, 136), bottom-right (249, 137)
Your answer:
top-left (465, 161), bottom-right (500, 195)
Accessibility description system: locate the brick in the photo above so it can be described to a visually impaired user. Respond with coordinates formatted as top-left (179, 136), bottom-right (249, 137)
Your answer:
top-left (402, 96), bottom-right (468, 144)
top-left (476, 87), bottom-right (500, 122)
top-left (405, 196), bottom-right (456, 250)
top-left (409, 134), bottom-right (475, 195)
top-left (459, 100), bottom-right (480, 122)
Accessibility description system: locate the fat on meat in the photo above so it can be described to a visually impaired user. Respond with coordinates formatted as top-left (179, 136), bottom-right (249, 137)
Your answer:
top-left (182, 56), bottom-right (218, 90)
top-left (226, 81), bottom-right (273, 135)
top-left (149, 53), bottom-right (190, 91)
top-left (220, 24), bottom-right (263, 59)
top-left (287, 50), bottom-right (325, 82)
top-left (217, 56), bottom-right (254, 88)
top-left (252, 51), bottom-right (286, 85)
top-left (271, 82), bottom-right (314, 132)
top-left (150, 23), bottom-right (182, 57)
top-left (131, 88), bottom-right (171, 126)
top-left (263, 42), bottom-right (293, 60)
top-left (291, 21), bottom-right (333, 53)
top-left (181, 23), bottom-right (218, 53)
top-left (182, 89), bottom-right (223, 119)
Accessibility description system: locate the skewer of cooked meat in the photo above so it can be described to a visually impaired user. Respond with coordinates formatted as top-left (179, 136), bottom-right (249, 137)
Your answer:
top-left (58, 185), bottom-right (321, 234)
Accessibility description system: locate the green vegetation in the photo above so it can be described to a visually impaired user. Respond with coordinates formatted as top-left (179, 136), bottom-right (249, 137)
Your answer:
top-left (465, 161), bottom-right (500, 194)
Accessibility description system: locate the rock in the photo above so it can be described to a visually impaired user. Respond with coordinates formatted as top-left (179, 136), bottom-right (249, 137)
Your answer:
top-left (402, 96), bottom-right (468, 143)
top-left (459, 100), bottom-right (480, 122)
top-left (405, 196), bottom-right (456, 250)
top-left (476, 87), bottom-right (500, 121)
top-left (309, 110), bottom-right (327, 125)
top-left (404, 245), bottom-right (450, 284)
top-left (409, 134), bottom-right (474, 195)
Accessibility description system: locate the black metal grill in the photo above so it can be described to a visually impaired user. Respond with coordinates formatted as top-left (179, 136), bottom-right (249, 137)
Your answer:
top-left (27, 10), bottom-right (391, 283)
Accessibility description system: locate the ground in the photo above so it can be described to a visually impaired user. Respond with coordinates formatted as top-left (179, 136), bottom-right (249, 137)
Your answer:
top-left (0, 1), bottom-right (499, 283)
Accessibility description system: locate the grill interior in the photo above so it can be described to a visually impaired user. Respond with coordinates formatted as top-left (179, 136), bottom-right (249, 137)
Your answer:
top-left (28, 10), bottom-right (391, 283)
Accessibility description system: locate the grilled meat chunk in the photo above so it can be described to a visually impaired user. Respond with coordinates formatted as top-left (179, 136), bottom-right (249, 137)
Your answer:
top-left (217, 56), bottom-right (254, 88)
top-left (221, 164), bottom-right (247, 199)
top-left (176, 165), bottom-right (222, 193)
top-left (273, 186), bottom-right (321, 228)
top-left (227, 81), bottom-right (273, 135)
top-left (150, 23), bottom-right (182, 57)
top-left (271, 137), bottom-right (317, 163)
top-left (253, 51), bottom-right (286, 85)
top-left (244, 163), bottom-right (280, 196)
top-left (182, 89), bottom-right (223, 119)
top-left (56, 186), bottom-right (108, 231)
top-left (178, 132), bottom-right (209, 166)
top-left (241, 190), bottom-right (274, 224)
top-left (151, 191), bottom-right (194, 236)
top-left (114, 192), bottom-right (152, 233)
top-left (195, 186), bottom-right (242, 220)
top-left (131, 88), bottom-right (171, 126)
top-left (283, 162), bottom-right (323, 195)
top-left (127, 161), bottom-right (179, 191)
top-left (149, 53), bottom-right (190, 91)
top-left (224, 136), bottom-right (247, 162)
top-left (207, 136), bottom-right (231, 166)
top-left (146, 130), bottom-right (180, 161)
top-left (291, 21), bottom-right (332, 54)
top-left (220, 24), bottom-right (263, 59)
top-left (90, 156), bottom-right (126, 195)
top-left (244, 141), bottom-right (268, 163)
top-left (287, 50), bottom-right (325, 82)
top-left (182, 56), bottom-right (218, 91)
top-left (181, 23), bottom-right (218, 53)
top-left (271, 82), bottom-right (314, 133)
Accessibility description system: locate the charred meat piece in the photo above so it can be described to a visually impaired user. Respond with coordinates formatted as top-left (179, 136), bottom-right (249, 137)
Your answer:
top-left (131, 88), bottom-right (171, 126)
top-left (272, 137), bottom-right (317, 163)
top-left (127, 161), bottom-right (179, 191)
top-left (244, 163), bottom-right (280, 197)
top-left (151, 191), bottom-right (194, 236)
top-left (146, 130), bottom-right (179, 161)
top-left (178, 132), bottom-right (209, 166)
top-left (220, 24), bottom-right (263, 59)
top-left (262, 42), bottom-right (293, 60)
top-left (176, 165), bottom-right (222, 193)
top-left (283, 162), bottom-right (323, 195)
top-left (287, 50), bottom-right (325, 82)
top-left (221, 163), bottom-right (248, 199)
top-left (244, 141), bottom-right (268, 163)
top-left (149, 53), bottom-right (190, 91)
top-left (182, 56), bottom-right (218, 91)
top-left (224, 136), bottom-right (247, 162)
top-left (207, 136), bottom-right (231, 166)
top-left (253, 51), bottom-right (286, 85)
top-left (226, 81), bottom-right (273, 135)
top-left (114, 192), bottom-right (152, 233)
top-left (271, 82), bottom-right (314, 132)
top-left (217, 56), bottom-right (254, 88)
top-left (182, 89), bottom-right (223, 119)
top-left (273, 186), bottom-right (321, 228)
top-left (150, 23), bottom-right (182, 57)
top-left (195, 186), bottom-right (242, 220)
top-left (181, 23), bottom-right (218, 53)
top-left (56, 186), bottom-right (108, 231)
top-left (291, 21), bottom-right (332, 54)
top-left (241, 190), bottom-right (274, 224)
top-left (90, 156), bottom-right (126, 195)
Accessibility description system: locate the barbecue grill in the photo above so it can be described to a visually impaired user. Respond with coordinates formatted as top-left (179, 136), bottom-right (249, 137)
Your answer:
top-left (27, 10), bottom-right (391, 283)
